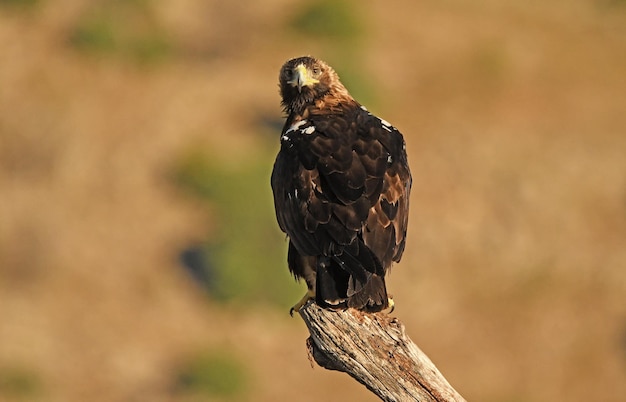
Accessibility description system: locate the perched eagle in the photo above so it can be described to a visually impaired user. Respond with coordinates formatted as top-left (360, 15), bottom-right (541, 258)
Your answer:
top-left (271, 56), bottom-right (411, 314)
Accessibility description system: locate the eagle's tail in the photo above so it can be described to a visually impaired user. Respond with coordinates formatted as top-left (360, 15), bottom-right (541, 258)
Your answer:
top-left (316, 239), bottom-right (390, 312)
top-left (346, 272), bottom-right (388, 312)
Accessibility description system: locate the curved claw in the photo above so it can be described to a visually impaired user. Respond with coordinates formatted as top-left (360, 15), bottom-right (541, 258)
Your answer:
top-left (290, 289), bottom-right (315, 317)
top-left (386, 296), bottom-right (395, 314)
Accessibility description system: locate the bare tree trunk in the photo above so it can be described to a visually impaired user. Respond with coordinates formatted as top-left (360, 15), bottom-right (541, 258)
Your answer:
top-left (297, 301), bottom-right (466, 402)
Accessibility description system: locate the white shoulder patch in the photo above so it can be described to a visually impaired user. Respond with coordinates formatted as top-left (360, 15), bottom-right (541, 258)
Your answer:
top-left (286, 119), bottom-right (308, 134)
top-left (380, 118), bottom-right (393, 132)
top-left (303, 126), bottom-right (315, 135)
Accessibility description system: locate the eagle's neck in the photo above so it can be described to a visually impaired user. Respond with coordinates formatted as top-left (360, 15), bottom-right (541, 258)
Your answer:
top-left (312, 92), bottom-right (356, 115)
top-left (285, 89), bottom-right (356, 119)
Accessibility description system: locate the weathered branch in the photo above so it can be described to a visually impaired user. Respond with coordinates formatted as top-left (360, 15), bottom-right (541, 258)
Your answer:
top-left (298, 301), bottom-right (466, 402)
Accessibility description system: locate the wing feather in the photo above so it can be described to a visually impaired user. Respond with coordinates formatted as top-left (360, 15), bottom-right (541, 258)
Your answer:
top-left (271, 105), bottom-right (411, 275)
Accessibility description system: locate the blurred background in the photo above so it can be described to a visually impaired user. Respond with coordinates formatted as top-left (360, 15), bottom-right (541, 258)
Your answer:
top-left (1, 0), bottom-right (625, 401)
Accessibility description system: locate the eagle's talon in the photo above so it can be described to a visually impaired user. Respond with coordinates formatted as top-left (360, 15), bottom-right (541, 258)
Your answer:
top-left (387, 297), bottom-right (395, 314)
top-left (378, 296), bottom-right (394, 314)
top-left (290, 289), bottom-right (315, 317)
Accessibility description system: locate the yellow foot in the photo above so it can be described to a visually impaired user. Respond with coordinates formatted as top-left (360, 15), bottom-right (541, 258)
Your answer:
top-left (290, 289), bottom-right (315, 317)
top-left (384, 296), bottom-right (395, 314)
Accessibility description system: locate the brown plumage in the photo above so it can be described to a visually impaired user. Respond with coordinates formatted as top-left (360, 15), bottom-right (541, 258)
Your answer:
top-left (271, 56), bottom-right (411, 313)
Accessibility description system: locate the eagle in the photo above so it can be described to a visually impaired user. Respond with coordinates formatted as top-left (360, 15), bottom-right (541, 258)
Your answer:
top-left (271, 56), bottom-right (411, 314)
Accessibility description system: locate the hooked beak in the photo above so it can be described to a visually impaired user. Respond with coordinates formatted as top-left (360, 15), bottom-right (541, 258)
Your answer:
top-left (288, 64), bottom-right (319, 92)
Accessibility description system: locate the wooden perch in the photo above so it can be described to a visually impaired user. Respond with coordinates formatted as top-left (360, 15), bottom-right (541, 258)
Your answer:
top-left (297, 300), bottom-right (466, 402)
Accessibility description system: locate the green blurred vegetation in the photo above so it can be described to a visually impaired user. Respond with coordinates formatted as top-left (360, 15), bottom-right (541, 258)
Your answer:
top-left (470, 42), bottom-right (509, 82)
top-left (68, 0), bottom-right (171, 64)
top-left (332, 62), bottom-right (379, 109)
top-left (0, 367), bottom-right (42, 399)
top-left (175, 350), bottom-right (248, 400)
top-left (172, 145), bottom-right (302, 308)
top-left (0, 0), bottom-right (38, 9)
top-left (289, 0), bottom-right (378, 107)
top-left (289, 0), bottom-right (364, 42)
top-left (601, 0), bottom-right (626, 8)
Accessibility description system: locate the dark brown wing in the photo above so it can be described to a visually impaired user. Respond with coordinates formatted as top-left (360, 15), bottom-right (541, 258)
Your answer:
top-left (271, 104), bottom-right (411, 273)
top-left (359, 108), bottom-right (412, 270)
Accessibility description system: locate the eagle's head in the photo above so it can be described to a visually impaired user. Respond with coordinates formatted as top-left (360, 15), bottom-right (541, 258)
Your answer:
top-left (279, 56), bottom-right (350, 114)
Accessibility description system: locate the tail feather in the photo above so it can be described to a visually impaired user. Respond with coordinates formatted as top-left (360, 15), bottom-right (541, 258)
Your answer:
top-left (315, 239), bottom-right (389, 312)
top-left (347, 273), bottom-right (388, 312)
top-left (316, 257), bottom-right (349, 306)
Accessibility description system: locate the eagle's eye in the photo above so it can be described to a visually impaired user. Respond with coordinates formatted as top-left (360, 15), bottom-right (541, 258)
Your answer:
top-left (284, 69), bottom-right (293, 79)
top-left (312, 67), bottom-right (321, 76)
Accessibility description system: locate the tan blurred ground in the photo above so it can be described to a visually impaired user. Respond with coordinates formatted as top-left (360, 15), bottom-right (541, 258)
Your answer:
top-left (1, 1), bottom-right (625, 401)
